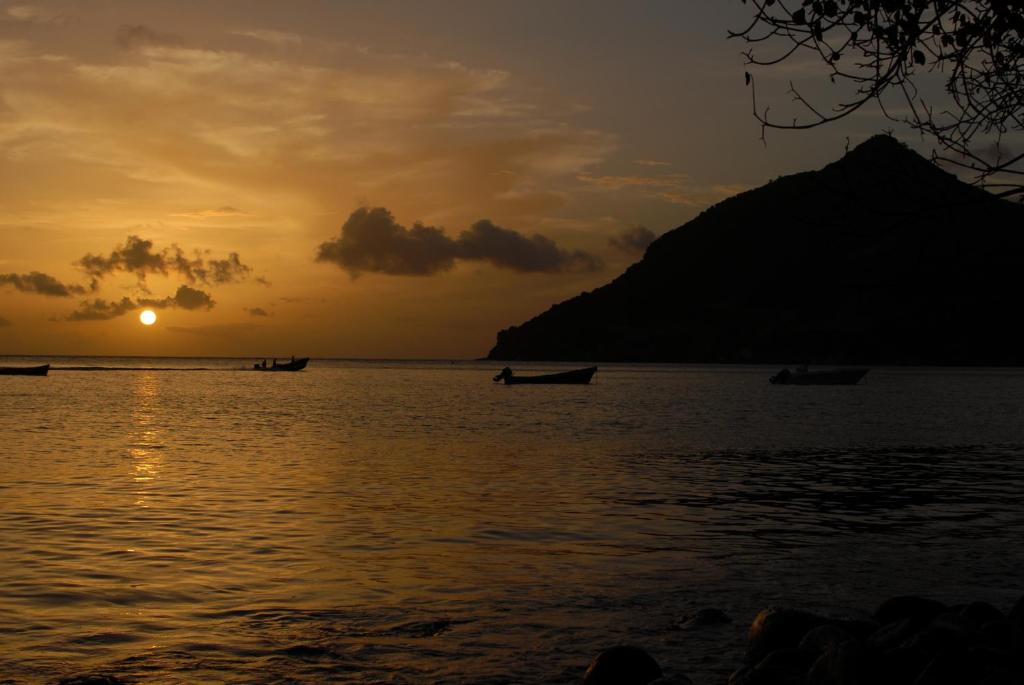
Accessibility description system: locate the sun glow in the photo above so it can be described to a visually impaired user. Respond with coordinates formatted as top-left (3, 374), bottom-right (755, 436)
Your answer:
top-left (139, 310), bottom-right (157, 326)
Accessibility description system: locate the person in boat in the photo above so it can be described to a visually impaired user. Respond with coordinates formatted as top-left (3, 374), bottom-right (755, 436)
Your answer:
top-left (493, 367), bottom-right (513, 383)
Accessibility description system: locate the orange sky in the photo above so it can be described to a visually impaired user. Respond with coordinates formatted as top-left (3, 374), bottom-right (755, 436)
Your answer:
top-left (0, 1), bottom-right (889, 358)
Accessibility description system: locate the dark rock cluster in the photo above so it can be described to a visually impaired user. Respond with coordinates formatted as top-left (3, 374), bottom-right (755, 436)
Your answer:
top-left (730, 595), bottom-right (1024, 685)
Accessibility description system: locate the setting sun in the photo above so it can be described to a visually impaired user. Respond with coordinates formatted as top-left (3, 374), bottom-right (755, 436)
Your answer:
top-left (139, 310), bottom-right (157, 326)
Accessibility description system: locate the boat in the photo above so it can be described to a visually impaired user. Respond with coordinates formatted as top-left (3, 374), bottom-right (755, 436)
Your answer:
top-left (493, 366), bottom-right (597, 385)
top-left (253, 357), bottom-right (309, 372)
top-left (0, 364), bottom-right (49, 376)
top-left (769, 366), bottom-right (869, 385)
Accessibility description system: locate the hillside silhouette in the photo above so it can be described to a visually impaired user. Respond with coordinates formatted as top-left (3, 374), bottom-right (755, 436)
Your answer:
top-left (487, 136), bottom-right (1024, 364)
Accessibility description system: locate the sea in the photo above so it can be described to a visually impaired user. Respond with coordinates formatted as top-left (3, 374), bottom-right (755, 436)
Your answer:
top-left (1, 358), bottom-right (1023, 684)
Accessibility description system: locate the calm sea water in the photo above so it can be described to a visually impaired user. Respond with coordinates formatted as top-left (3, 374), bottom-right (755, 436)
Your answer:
top-left (2, 359), bottom-right (1023, 684)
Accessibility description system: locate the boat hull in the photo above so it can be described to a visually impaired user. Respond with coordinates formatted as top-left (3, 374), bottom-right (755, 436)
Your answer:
top-left (254, 358), bottom-right (309, 372)
top-left (499, 366), bottom-right (597, 385)
top-left (770, 367), bottom-right (869, 385)
top-left (0, 364), bottom-right (49, 376)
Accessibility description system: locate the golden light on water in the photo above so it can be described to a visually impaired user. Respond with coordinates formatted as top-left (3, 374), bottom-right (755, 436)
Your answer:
top-left (140, 310), bottom-right (157, 326)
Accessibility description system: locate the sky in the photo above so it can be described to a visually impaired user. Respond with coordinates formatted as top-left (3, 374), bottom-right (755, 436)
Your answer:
top-left (0, 0), bottom-right (896, 359)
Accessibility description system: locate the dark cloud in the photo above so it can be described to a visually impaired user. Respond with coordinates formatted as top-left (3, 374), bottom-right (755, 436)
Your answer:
top-left (158, 285), bottom-right (215, 311)
top-left (316, 207), bottom-right (603, 277)
top-left (246, 307), bottom-right (271, 317)
top-left (0, 272), bottom-right (88, 297)
top-left (207, 254), bottom-right (253, 284)
top-left (116, 25), bottom-right (185, 50)
top-left (316, 207), bottom-right (456, 276)
top-left (608, 225), bottom-right (657, 255)
top-left (457, 219), bottom-right (603, 272)
top-left (66, 285), bottom-right (215, 321)
top-left (66, 297), bottom-right (138, 321)
top-left (77, 235), bottom-right (256, 290)
top-left (78, 235), bottom-right (168, 288)
top-left (0, 316), bottom-right (11, 327)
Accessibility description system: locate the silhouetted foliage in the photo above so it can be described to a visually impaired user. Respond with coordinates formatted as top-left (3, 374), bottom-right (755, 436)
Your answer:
top-left (732, 0), bottom-right (1024, 199)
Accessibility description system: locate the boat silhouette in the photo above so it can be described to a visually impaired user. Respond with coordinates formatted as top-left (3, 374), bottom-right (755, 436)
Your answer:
top-left (493, 366), bottom-right (597, 385)
top-left (769, 366), bottom-right (869, 385)
top-left (253, 357), bottom-right (309, 372)
top-left (0, 364), bottom-right (49, 376)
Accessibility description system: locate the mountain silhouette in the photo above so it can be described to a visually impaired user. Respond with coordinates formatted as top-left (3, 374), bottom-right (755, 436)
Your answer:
top-left (487, 136), bottom-right (1024, 364)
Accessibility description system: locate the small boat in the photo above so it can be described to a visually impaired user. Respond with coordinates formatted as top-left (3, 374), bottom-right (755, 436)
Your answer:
top-left (253, 357), bottom-right (309, 372)
top-left (769, 366), bottom-right (869, 385)
top-left (0, 364), bottom-right (49, 376)
top-left (493, 366), bottom-right (597, 385)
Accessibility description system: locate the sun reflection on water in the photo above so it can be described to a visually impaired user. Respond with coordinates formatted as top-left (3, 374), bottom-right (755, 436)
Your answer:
top-left (129, 372), bottom-right (164, 504)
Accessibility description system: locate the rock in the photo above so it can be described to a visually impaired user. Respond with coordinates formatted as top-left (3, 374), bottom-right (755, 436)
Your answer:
top-left (745, 608), bottom-right (828, 663)
top-left (1008, 595), bottom-right (1024, 629)
top-left (832, 618), bottom-right (880, 640)
top-left (675, 608), bottom-right (732, 630)
top-left (806, 640), bottom-right (868, 685)
top-left (866, 618), bottom-right (917, 652)
top-left (650, 676), bottom-right (694, 685)
top-left (874, 596), bottom-right (947, 628)
top-left (730, 648), bottom-right (815, 685)
top-left (908, 612), bottom-right (979, 654)
top-left (960, 601), bottom-right (1004, 628)
top-left (800, 624), bottom-right (858, 655)
top-left (976, 671), bottom-right (1021, 685)
top-left (582, 645), bottom-right (663, 685)
top-left (977, 619), bottom-right (1012, 652)
top-left (57, 676), bottom-right (128, 685)
top-left (871, 646), bottom-right (931, 685)
top-left (912, 646), bottom-right (984, 685)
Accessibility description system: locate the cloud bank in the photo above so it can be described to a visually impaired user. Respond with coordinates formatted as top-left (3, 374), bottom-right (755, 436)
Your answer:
top-left (67, 285), bottom-right (215, 321)
top-left (316, 207), bottom-right (603, 276)
top-left (0, 272), bottom-right (87, 297)
top-left (77, 235), bottom-right (255, 291)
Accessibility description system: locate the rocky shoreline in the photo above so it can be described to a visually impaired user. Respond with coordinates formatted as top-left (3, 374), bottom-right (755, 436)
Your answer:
top-left (582, 594), bottom-right (1024, 685)
top-left (50, 594), bottom-right (1024, 685)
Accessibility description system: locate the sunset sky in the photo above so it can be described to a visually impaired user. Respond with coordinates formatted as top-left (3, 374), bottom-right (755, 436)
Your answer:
top-left (0, 1), bottom-right (896, 358)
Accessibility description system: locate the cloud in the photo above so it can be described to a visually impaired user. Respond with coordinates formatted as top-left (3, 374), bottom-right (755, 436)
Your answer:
top-left (0, 316), bottom-right (11, 327)
top-left (0, 272), bottom-right (87, 297)
top-left (578, 173), bottom-right (746, 207)
top-left (66, 296), bottom-right (138, 321)
top-left (246, 307), bottom-right (271, 317)
top-left (316, 207), bottom-right (457, 276)
top-left (150, 284), bottom-right (215, 311)
top-left (170, 206), bottom-right (248, 219)
top-left (0, 28), bottom-right (617, 244)
top-left (66, 285), bottom-right (215, 321)
top-left (316, 207), bottom-right (602, 276)
top-left (608, 225), bottom-right (657, 255)
top-left (4, 5), bottom-right (70, 25)
top-left (116, 25), bottom-right (185, 51)
top-left (77, 235), bottom-right (255, 290)
top-left (457, 219), bottom-right (603, 272)
top-left (206, 254), bottom-right (254, 285)
top-left (634, 159), bottom-right (672, 167)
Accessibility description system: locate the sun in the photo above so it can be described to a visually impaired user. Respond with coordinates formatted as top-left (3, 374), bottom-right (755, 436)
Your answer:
top-left (139, 309), bottom-right (157, 326)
